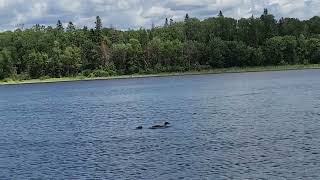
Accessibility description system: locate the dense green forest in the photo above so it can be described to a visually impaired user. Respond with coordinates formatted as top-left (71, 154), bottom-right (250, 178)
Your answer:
top-left (0, 9), bottom-right (320, 80)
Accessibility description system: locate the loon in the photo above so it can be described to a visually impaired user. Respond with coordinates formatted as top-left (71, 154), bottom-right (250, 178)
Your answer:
top-left (136, 126), bottom-right (143, 130)
top-left (150, 122), bottom-right (170, 129)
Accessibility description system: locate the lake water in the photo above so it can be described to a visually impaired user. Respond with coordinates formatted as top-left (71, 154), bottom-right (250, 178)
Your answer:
top-left (1, 70), bottom-right (320, 179)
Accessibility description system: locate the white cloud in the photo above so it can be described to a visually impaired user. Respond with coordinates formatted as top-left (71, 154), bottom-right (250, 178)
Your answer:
top-left (0, 0), bottom-right (318, 30)
top-left (143, 6), bottom-right (173, 18)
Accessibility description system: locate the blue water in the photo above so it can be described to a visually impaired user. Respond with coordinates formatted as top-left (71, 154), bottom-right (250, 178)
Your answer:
top-left (1, 70), bottom-right (320, 179)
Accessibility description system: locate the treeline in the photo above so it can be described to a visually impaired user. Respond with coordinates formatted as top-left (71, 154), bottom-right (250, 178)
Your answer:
top-left (0, 9), bottom-right (320, 80)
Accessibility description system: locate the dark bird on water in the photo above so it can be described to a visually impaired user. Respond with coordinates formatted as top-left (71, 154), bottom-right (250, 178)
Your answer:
top-left (150, 122), bottom-right (170, 129)
top-left (136, 126), bottom-right (143, 130)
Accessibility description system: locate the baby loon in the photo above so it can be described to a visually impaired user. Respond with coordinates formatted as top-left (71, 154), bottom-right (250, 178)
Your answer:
top-left (150, 122), bottom-right (170, 129)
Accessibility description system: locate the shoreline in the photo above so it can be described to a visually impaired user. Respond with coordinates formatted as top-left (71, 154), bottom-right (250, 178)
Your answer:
top-left (1, 64), bottom-right (320, 85)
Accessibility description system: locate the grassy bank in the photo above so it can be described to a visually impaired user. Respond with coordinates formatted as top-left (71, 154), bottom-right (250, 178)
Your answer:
top-left (1, 64), bottom-right (320, 85)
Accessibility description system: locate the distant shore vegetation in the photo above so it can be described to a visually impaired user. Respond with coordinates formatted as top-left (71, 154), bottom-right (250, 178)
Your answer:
top-left (0, 9), bottom-right (320, 81)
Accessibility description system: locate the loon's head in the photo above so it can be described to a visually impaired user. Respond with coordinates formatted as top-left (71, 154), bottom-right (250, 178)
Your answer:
top-left (164, 122), bottom-right (170, 126)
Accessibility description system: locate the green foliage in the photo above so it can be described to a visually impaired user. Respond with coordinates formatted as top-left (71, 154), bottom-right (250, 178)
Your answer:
top-left (27, 50), bottom-right (48, 78)
top-left (185, 17), bottom-right (201, 41)
top-left (0, 49), bottom-right (15, 79)
top-left (306, 38), bottom-right (320, 63)
top-left (263, 36), bottom-right (299, 65)
top-left (0, 10), bottom-right (320, 80)
top-left (278, 18), bottom-right (307, 36)
top-left (308, 16), bottom-right (320, 35)
top-left (61, 46), bottom-right (82, 76)
top-left (82, 68), bottom-right (117, 78)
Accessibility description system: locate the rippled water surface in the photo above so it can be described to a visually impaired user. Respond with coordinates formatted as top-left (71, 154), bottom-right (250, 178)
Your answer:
top-left (1, 70), bottom-right (320, 179)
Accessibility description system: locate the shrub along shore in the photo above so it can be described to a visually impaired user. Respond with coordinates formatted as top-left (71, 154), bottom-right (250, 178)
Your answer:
top-left (1, 64), bottom-right (320, 85)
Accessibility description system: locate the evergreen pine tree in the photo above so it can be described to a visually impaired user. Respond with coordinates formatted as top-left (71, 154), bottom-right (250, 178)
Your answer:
top-left (56, 20), bottom-right (64, 31)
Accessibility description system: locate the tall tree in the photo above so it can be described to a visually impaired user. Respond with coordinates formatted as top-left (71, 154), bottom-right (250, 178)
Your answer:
top-left (27, 51), bottom-right (48, 78)
top-left (260, 9), bottom-right (277, 40)
top-left (56, 20), bottom-right (64, 31)
top-left (185, 18), bottom-right (201, 41)
top-left (164, 18), bottom-right (169, 27)
top-left (0, 49), bottom-right (15, 79)
top-left (66, 22), bottom-right (76, 32)
top-left (263, 8), bottom-right (268, 16)
top-left (95, 16), bottom-right (102, 31)
top-left (308, 16), bottom-right (320, 35)
top-left (94, 16), bottom-right (103, 42)
top-left (184, 14), bottom-right (190, 22)
top-left (170, 19), bottom-right (174, 26)
top-left (61, 46), bottom-right (82, 76)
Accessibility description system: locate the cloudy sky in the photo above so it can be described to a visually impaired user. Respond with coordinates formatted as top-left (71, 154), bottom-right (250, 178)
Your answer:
top-left (0, 0), bottom-right (319, 30)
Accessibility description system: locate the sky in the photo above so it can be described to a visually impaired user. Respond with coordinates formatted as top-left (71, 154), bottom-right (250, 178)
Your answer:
top-left (0, 0), bottom-right (319, 30)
